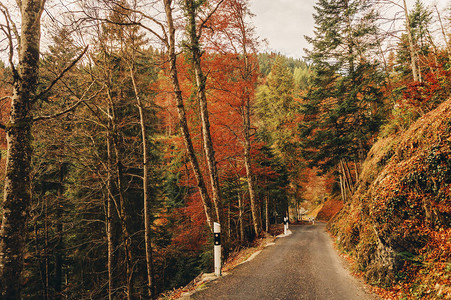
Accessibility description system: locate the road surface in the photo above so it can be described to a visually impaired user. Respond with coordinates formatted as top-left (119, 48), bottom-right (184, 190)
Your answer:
top-left (193, 224), bottom-right (378, 300)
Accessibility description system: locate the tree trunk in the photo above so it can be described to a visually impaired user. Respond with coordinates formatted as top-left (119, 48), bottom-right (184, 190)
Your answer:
top-left (235, 13), bottom-right (262, 236)
top-left (0, 0), bottom-right (44, 297)
top-left (163, 0), bottom-right (214, 231)
top-left (244, 102), bottom-right (261, 236)
top-left (44, 198), bottom-right (49, 300)
top-left (265, 195), bottom-right (269, 232)
top-left (110, 100), bottom-right (134, 300)
top-left (435, 4), bottom-right (451, 59)
top-left (106, 130), bottom-right (118, 300)
top-left (242, 60), bottom-right (261, 236)
top-left (185, 0), bottom-right (223, 228)
top-left (340, 160), bottom-right (353, 196)
top-left (130, 66), bottom-right (155, 299)
top-left (339, 174), bottom-right (346, 202)
top-left (237, 192), bottom-right (244, 244)
top-left (403, 0), bottom-right (420, 82)
top-left (55, 165), bottom-right (65, 300)
top-left (377, 42), bottom-right (396, 105)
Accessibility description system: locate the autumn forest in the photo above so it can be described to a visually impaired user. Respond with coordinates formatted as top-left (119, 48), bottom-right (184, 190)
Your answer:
top-left (0, 0), bottom-right (450, 299)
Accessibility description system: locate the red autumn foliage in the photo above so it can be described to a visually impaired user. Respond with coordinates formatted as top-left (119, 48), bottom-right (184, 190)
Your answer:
top-left (402, 56), bottom-right (451, 113)
top-left (316, 198), bottom-right (343, 221)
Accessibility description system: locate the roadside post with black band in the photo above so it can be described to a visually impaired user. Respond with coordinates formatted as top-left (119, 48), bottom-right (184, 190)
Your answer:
top-left (283, 216), bottom-right (288, 235)
top-left (214, 222), bottom-right (221, 276)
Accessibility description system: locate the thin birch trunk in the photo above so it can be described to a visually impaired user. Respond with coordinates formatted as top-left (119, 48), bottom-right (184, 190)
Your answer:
top-left (339, 174), bottom-right (346, 202)
top-left (265, 195), bottom-right (269, 232)
top-left (435, 4), bottom-right (451, 58)
top-left (239, 23), bottom-right (261, 236)
top-left (243, 92), bottom-right (261, 236)
top-left (163, 0), bottom-right (214, 231)
top-left (237, 192), bottom-right (244, 244)
top-left (44, 198), bottom-right (49, 300)
top-left (344, 160), bottom-right (354, 191)
top-left (129, 66), bottom-right (155, 299)
top-left (185, 0), bottom-right (222, 227)
top-left (354, 161), bottom-right (359, 184)
top-left (104, 85), bottom-right (134, 300)
top-left (340, 160), bottom-right (353, 195)
top-left (107, 124), bottom-right (117, 300)
top-left (403, 0), bottom-right (420, 82)
top-left (377, 42), bottom-right (396, 105)
top-left (55, 166), bottom-right (64, 300)
top-left (111, 113), bottom-right (134, 300)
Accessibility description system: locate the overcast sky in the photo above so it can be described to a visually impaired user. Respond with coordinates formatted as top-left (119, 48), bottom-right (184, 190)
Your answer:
top-left (249, 0), bottom-right (316, 59)
top-left (249, 0), bottom-right (451, 60)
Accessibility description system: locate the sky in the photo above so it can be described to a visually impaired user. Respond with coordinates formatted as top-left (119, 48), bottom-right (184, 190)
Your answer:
top-left (249, 0), bottom-right (317, 59)
top-left (249, 0), bottom-right (451, 60)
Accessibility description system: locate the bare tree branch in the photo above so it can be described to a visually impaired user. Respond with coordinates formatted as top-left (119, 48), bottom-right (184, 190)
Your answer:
top-left (33, 81), bottom-right (97, 122)
top-left (15, 0), bottom-right (22, 10)
top-left (0, 2), bottom-right (19, 43)
top-left (0, 5), bottom-right (18, 77)
top-left (105, 0), bottom-right (169, 46)
top-left (36, 45), bottom-right (89, 100)
top-left (33, 100), bottom-right (83, 122)
top-left (0, 95), bottom-right (11, 103)
top-left (198, 0), bottom-right (225, 37)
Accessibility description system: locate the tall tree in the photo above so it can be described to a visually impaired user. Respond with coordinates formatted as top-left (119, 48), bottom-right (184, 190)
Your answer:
top-left (255, 57), bottom-right (302, 193)
top-left (163, 0), bottom-right (215, 231)
top-left (202, 0), bottom-right (262, 236)
top-left (256, 57), bottom-right (298, 160)
top-left (183, 0), bottom-right (225, 228)
top-left (231, 0), bottom-right (263, 237)
top-left (0, 1), bottom-right (45, 297)
top-left (402, 0), bottom-right (420, 82)
top-left (302, 0), bottom-right (386, 197)
top-left (105, 1), bottom-right (158, 296)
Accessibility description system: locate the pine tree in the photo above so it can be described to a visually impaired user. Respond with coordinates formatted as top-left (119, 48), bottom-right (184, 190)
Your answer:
top-left (256, 56), bottom-right (299, 163)
top-left (302, 0), bottom-right (387, 194)
top-left (396, 0), bottom-right (433, 81)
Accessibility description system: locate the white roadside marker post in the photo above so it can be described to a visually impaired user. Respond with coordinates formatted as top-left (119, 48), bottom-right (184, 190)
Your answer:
top-left (214, 222), bottom-right (222, 277)
top-left (283, 217), bottom-right (288, 235)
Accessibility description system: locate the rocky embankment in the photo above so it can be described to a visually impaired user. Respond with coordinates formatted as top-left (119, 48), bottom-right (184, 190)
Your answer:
top-left (330, 100), bottom-right (451, 299)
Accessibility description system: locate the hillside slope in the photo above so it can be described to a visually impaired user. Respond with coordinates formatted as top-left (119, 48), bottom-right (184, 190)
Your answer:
top-left (329, 100), bottom-right (451, 299)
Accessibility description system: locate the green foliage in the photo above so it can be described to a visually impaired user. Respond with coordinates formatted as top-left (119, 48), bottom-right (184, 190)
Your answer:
top-left (409, 0), bottom-right (432, 56)
top-left (256, 57), bottom-right (301, 162)
top-left (254, 144), bottom-right (290, 221)
top-left (379, 105), bottom-right (421, 137)
top-left (293, 65), bottom-right (313, 90)
top-left (301, 0), bottom-right (387, 172)
top-left (258, 53), bottom-right (312, 89)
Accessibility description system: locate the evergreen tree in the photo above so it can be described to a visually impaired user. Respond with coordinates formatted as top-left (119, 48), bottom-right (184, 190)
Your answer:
top-left (255, 57), bottom-right (303, 208)
top-left (301, 0), bottom-right (387, 174)
top-left (256, 56), bottom-right (299, 163)
top-left (396, 0), bottom-right (433, 81)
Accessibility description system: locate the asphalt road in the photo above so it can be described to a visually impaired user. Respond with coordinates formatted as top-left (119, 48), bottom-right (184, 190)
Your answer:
top-left (193, 224), bottom-right (378, 300)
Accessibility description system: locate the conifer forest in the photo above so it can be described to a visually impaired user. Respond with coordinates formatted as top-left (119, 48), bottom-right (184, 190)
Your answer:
top-left (0, 0), bottom-right (450, 299)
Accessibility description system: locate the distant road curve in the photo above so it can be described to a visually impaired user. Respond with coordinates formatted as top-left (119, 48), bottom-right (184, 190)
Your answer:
top-left (193, 224), bottom-right (379, 300)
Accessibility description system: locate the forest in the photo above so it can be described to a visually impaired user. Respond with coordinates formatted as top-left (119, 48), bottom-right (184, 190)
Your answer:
top-left (0, 0), bottom-right (449, 299)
